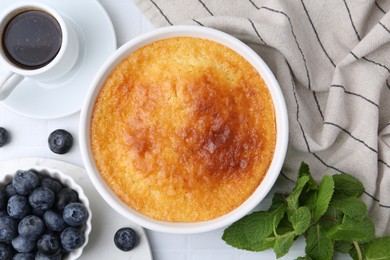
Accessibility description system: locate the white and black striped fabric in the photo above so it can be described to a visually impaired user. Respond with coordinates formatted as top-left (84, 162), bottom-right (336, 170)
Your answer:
top-left (133, 0), bottom-right (390, 235)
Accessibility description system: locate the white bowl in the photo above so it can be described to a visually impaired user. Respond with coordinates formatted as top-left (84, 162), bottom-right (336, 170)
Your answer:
top-left (0, 166), bottom-right (92, 259)
top-left (79, 25), bottom-right (288, 234)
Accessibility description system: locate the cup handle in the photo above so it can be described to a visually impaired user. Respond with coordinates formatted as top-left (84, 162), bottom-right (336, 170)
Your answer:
top-left (0, 70), bottom-right (24, 100)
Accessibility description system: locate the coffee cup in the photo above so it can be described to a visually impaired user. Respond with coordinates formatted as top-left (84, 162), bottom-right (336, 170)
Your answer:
top-left (0, 2), bottom-right (80, 100)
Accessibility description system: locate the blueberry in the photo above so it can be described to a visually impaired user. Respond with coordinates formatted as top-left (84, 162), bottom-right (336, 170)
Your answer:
top-left (12, 235), bottom-right (36, 253)
top-left (48, 129), bottom-right (73, 154)
top-left (60, 227), bottom-right (85, 252)
top-left (43, 210), bottom-right (67, 232)
top-left (114, 227), bottom-right (138, 251)
top-left (35, 251), bottom-right (62, 260)
top-left (41, 178), bottom-right (62, 194)
top-left (12, 252), bottom-right (35, 260)
top-left (55, 188), bottom-right (78, 211)
top-left (0, 242), bottom-right (12, 260)
top-left (3, 183), bottom-right (16, 198)
top-left (12, 170), bottom-right (40, 195)
top-left (29, 187), bottom-right (55, 211)
top-left (18, 215), bottom-right (45, 239)
top-left (63, 203), bottom-right (88, 227)
top-left (0, 127), bottom-right (9, 148)
top-left (7, 195), bottom-right (31, 219)
top-left (0, 216), bottom-right (18, 243)
top-left (37, 233), bottom-right (61, 256)
top-left (0, 191), bottom-right (7, 211)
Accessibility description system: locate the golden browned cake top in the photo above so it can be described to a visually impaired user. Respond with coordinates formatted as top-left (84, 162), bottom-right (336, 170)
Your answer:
top-left (90, 37), bottom-right (276, 222)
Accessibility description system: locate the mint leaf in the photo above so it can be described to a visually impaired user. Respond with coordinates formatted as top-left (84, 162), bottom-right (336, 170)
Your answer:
top-left (272, 205), bottom-right (286, 229)
top-left (313, 175), bottom-right (334, 222)
top-left (276, 215), bottom-right (294, 235)
top-left (255, 237), bottom-right (276, 251)
top-left (298, 162), bottom-right (318, 191)
top-left (222, 211), bottom-right (273, 251)
top-left (331, 196), bottom-right (367, 221)
top-left (222, 205), bottom-right (286, 251)
top-left (334, 241), bottom-right (352, 254)
top-left (296, 257), bottom-right (313, 260)
top-left (364, 236), bottom-right (390, 260)
top-left (306, 224), bottom-right (334, 260)
top-left (269, 193), bottom-right (286, 211)
top-left (333, 174), bottom-right (364, 197)
top-left (286, 175), bottom-right (310, 212)
top-left (291, 206), bottom-right (311, 235)
top-left (274, 232), bottom-right (295, 258)
top-left (298, 161), bottom-right (310, 178)
top-left (302, 191), bottom-right (318, 211)
top-left (328, 215), bottom-right (375, 243)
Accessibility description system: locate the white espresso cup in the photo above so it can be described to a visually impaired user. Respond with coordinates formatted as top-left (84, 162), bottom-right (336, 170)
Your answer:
top-left (0, 2), bottom-right (79, 100)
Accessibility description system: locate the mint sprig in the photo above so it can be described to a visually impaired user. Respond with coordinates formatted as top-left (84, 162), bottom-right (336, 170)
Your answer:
top-left (222, 162), bottom-right (390, 260)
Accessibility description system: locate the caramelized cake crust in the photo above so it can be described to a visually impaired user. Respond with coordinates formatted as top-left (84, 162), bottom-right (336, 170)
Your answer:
top-left (90, 37), bottom-right (276, 221)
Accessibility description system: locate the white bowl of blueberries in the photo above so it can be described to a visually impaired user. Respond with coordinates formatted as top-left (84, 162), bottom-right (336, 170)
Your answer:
top-left (0, 166), bottom-right (92, 260)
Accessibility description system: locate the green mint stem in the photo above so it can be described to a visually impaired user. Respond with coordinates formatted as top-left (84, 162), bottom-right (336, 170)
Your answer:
top-left (353, 240), bottom-right (362, 260)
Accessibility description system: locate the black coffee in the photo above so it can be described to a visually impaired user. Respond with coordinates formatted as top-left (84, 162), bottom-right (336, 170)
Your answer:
top-left (2, 10), bottom-right (62, 70)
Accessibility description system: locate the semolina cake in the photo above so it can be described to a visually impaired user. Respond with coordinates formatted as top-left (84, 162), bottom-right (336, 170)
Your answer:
top-left (90, 37), bottom-right (276, 222)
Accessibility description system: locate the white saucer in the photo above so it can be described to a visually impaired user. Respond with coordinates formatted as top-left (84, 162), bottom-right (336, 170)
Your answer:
top-left (0, 0), bottom-right (116, 119)
top-left (0, 158), bottom-right (153, 260)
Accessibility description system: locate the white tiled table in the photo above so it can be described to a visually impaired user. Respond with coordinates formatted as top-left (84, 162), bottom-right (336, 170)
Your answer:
top-left (0, 1), bottom-right (310, 259)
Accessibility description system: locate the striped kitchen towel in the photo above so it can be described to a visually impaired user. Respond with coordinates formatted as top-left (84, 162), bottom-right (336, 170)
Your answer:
top-left (133, 0), bottom-right (390, 235)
